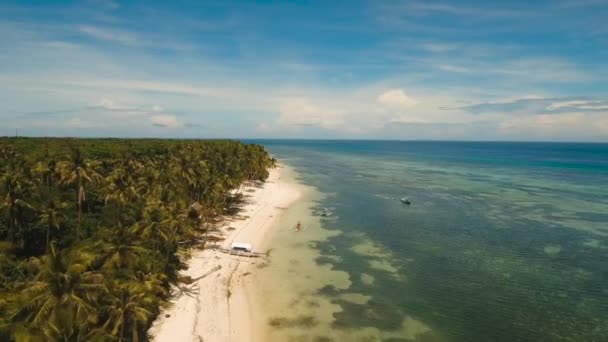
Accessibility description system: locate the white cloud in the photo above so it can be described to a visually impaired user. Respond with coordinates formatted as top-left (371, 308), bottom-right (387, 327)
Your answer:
top-left (99, 98), bottom-right (116, 109)
top-left (68, 98), bottom-right (184, 129)
top-left (378, 89), bottom-right (418, 108)
top-left (438, 64), bottom-right (470, 73)
top-left (255, 122), bottom-right (270, 132)
top-left (498, 111), bottom-right (608, 140)
top-left (79, 25), bottom-right (137, 45)
top-left (420, 43), bottom-right (459, 53)
top-left (497, 58), bottom-right (592, 83)
top-left (150, 114), bottom-right (179, 128)
top-left (387, 116), bottom-right (431, 124)
top-left (95, 98), bottom-right (136, 111)
top-left (501, 113), bottom-right (583, 130)
top-left (72, 78), bottom-right (238, 99)
top-left (546, 100), bottom-right (589, 111)
top-left (599, 117), bottom-right (608, 134)
top-left (546, 100), bottom-right (608, 111)
top-left (88, 0), bottom-right (119, 10)
top-left (275, 97), bottom-right (345, 129)
top-left (65, 117), bottom-right (95, 129)
top-left (0, 14), bottom-right (604, 141)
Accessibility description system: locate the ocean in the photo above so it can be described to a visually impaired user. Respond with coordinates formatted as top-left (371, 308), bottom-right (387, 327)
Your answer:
top-left (248, 140), bottom-right (608, 342)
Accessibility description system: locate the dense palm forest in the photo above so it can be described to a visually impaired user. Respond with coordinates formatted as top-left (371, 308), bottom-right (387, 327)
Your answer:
top-left (0, 138), bottom-right (276, 341)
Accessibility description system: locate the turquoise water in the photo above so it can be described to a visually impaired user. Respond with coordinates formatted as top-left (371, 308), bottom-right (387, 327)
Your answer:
top-left (251, 141), bottom-right (608, 341)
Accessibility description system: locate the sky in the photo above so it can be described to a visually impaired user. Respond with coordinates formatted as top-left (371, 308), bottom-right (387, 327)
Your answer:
top-left (1, 0), bottom-right (607, 141)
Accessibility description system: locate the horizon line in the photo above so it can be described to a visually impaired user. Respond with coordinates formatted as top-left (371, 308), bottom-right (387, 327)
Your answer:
top-left (1, 135), bottom-right (607, 144)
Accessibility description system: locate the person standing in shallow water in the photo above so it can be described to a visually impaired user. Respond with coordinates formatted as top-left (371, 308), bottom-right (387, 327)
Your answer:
top-left (295, 221), bottom-right (301, 232)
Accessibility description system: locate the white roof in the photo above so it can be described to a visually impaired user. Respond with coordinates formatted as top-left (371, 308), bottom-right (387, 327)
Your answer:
top-left (230, 242), bottom-right (253, 251)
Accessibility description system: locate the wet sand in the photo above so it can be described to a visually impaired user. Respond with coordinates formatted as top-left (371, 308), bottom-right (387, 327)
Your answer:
top-left (248, 170), bottom-right (432, 341)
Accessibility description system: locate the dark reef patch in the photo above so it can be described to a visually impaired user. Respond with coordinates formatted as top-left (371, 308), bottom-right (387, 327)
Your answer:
top-left (268, 315), bottom-right (319, 329)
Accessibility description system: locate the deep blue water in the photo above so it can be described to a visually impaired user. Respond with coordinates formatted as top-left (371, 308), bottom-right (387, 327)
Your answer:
top-left (250, 140), bottom-right (608, 341)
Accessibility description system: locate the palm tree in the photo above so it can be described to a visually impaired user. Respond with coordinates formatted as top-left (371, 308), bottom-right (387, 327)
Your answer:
top-left (0, 138), bottom-right (277, 339)
top-left (33, 158), bottom-right (59, 189)
top-left (99, 169), bottom-right (141, 208)
top-left (58, 148), bottom-right (101, 241)
top-left (9, 243), bottom-right (105, 338)
top-left (189, 160), bottom-right (209, 202)
top-left (103, 282), bottom-right (153, 342)
top-left (163, 201), bottom-right (195, 242)
top-left (100, 155), bottom-right (145, 206)
top-left (0, 159), bottom-right (35, 248)
top-left (35, 191), bottom-right (69, 251)
top-left (269, 157), bottom-right (278, 169)
top-left (137, 203), bottom-right (171, 246)
top-left (95, 223), bottom-right (149, 272)
top-left (135, 158), bottom-right (159, 198)
top-left (170, 151), bottom-right (196, 192)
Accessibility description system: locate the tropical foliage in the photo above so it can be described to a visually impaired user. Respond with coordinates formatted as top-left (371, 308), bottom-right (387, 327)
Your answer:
top-left (0, 138), bottom-right (275, 341)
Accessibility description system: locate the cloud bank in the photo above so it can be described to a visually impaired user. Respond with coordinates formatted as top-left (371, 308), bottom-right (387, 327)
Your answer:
top-left (0, 1), bottom-right (606, 141)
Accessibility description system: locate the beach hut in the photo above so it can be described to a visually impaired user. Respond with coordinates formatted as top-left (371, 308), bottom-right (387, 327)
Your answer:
top-left (189, 202), bottom-right (204, 220)
top-left (230, 242), bottom-right (253, 254)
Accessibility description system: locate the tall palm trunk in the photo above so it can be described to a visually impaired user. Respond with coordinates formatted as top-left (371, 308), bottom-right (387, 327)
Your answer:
top-left (119, 315), bottom-right (126, 342)
top-left (77, 181), bottom-right (84, 241)
top-left (46, 221), bottom-right (51, 251)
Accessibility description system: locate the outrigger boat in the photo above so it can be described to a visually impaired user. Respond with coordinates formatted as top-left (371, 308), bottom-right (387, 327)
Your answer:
top-left (210, 242), bottom-right (266, 258)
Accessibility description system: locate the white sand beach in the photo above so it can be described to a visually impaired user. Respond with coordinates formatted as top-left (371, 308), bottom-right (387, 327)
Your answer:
top-left (148, 165), bottom-right (302, 342)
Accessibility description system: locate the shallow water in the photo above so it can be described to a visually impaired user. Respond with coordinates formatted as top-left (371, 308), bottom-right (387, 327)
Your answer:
top-left (250, 141), bottom-right (608, 342)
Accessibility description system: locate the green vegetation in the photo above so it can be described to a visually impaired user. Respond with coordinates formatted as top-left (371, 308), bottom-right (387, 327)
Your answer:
top-left (0, 137), bottom-right (276, 341)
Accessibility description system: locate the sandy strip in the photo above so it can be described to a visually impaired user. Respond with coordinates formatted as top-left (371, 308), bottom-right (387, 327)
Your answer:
top-left (149, 166), bottom-right (301, 342)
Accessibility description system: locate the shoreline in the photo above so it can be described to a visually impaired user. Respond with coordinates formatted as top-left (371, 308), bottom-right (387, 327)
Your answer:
top-left (149, 165), bottom-right (302, 342)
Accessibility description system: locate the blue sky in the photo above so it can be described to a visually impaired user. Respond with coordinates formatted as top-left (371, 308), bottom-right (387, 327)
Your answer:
top-left (1, 0), bottom-right (607, 141)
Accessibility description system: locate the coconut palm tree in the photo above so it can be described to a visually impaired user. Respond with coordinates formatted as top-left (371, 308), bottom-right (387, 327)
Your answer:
top-left (137, 203), bottom-right (171, 245)
top-left (103, 282), bottom-right (153, 342)
top-left (35, 190), bottom-right (69, 251)
top-left (101, 156), bottom-right (145, 206)
top-left (0, 160), bottom-right (35, 248)
top-left (170, 151), bottom-right (196, 191)
top-left (33, 158), bottom-right (59, 189)
top-left (163, 201), bottom-right (195, 242)
top-left (99, 169), bottom-right (141, 208)
top-left (0, 138), bottom-right (277, 340)
top-left (8, 243), bottom-right (105, 338)
top-left (189, 160), bottom-right (210, 202)
top-left (95, 223), bottom-right (149, 273)
top-left (58, 148), bottom-right (101, 241)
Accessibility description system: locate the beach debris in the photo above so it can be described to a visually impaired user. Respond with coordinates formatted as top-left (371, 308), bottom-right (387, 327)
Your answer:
top-left (401, 197), bottom-right (411, 205)
top-left (178, 265), bottom-right (223, 284)
top-left (206, 235), bottom-right (225, 242)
